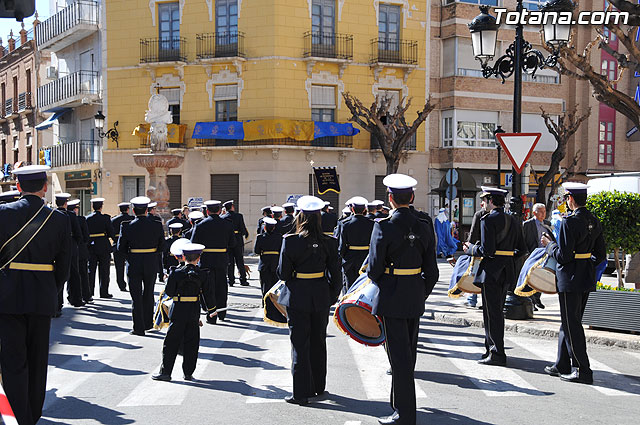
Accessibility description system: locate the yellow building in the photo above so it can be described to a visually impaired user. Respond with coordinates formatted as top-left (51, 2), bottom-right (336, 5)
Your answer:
top-left (103, 0), bottom-right (430, 232)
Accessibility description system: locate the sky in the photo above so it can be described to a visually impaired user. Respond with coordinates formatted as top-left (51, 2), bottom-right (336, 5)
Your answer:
top-left (0, 0), bottom-right (50, 44)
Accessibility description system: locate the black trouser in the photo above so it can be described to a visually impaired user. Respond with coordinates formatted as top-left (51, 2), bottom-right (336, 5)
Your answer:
top-left (89, 252), bottom-right (111, 297)
top-left (207, 267), bottom-right (227, 322)
top-left (66, 251), bottom-right (83, 306)
top-left (113, 250), bottom-right (127, 290)
top-left (0, 314), bottom-right (51, 425)
top-left (227, 241), bottom-right (247, 285)
top-left (555, 291), bottom-right (591, 374)
top-left (160, 316), bottom-right (200, 377)
top-left (78, 256), bottom-right (92, 301)
top-left (157, 254), bottom-right (164, 281)
top-left (128, 268), bottom-right (157, 333)
top-left (381, 316), bottom-right (420, 425)
top-left (260, 268), bottom-right (285, 322)
top-left (287, 307), bottom-right (329, 399)
top-left (481, 276), bottom-right (509, 361)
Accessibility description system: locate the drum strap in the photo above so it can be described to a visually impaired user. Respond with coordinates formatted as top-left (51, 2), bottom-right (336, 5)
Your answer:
top-left (0, 204), bottom-right (55, 271)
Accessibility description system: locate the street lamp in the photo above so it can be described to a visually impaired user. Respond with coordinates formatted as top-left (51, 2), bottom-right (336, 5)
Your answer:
top-left (94, 110), bottom-right (119, 148)
top-left (468, 0), bottom-right (574, 216)
top-left (494, 125), bottom-right (505, 188)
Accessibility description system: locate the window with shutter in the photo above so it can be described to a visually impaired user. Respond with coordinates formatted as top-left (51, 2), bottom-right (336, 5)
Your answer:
top-left (167, 175), bottom-right (182, 209)
top-left (375, 175), bottom-right (388, 206)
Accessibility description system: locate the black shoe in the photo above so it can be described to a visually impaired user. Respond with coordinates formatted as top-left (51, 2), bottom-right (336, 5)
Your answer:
top-left (228, 282), bottom-right (235, 287)
top-left (533, 305), bottom-right (539, 311)
top-left (183, 375), bottom-right (194, 381)
top-left (544, 365), bottom-right (562, 377)
top-left (240, 281), bottom-right (249, 286)
top-left (207, 318), bottom-right (217, 325)
top-left (70, 301), bottom-right (85, 307)
top-left (151, 373), bottom-right (171, 381)
top-left (378, 412), bottom-right (401, 425)
top-left (84, 298), bottom-right (94, 303)
top-left (313, 390), bottom-right (328, 399)
top-left (560, 370), bottom-right (593, 384)
top-left (129, 330), bottom-right (145, 336)
top-left (478, 356), bottom-right (507, 366)
top-left (100, 294), bottom-right (113, 299)
top-left (481, 352), bottom-right (490, 360)
top-left (284, 395), bottom-right (308, 406)
top-left (535, 301), bottom-right (545, 309)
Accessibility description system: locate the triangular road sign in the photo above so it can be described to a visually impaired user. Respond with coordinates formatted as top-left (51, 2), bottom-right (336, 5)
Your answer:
top-left (495, 133), bottom-right (542, 174)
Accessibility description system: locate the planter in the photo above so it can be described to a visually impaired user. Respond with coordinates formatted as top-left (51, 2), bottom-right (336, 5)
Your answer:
top-left (582, 290), bottom-right (640, 332)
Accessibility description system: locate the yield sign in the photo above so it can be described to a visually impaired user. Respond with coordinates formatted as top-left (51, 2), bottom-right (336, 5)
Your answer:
top-left (495, 132), bottom-right (541, 174)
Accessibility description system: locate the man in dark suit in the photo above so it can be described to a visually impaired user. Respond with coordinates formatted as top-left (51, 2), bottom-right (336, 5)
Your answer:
top-left (69, 200), bottom-right (92, 303)
top-left (191, 200), bottom-right (236, 323)
top-left (221, 200), bottom-right (249, 286)
top-left (367, 174), bottom-right (438, 425)
top-left (464, 187), bottom-right (527, 366)
top-left (542, 182), bottom-right (606, 384)
top-left (523, 203), bottom-right (553, 310)
top-left (338, 196), bottom-right (374, 290)
top-left (118, 196), bottom-right (166, 335)
top-left (112, 202), bottom-right (134, 292)
top-left (86, 198), bottom-right (115, 298)
top-left (0, 165), bottom-right (71, 425)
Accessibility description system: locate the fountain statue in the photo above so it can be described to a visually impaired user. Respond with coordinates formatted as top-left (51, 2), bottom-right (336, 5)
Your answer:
top-left (133, 94), bottom-right (184, 222)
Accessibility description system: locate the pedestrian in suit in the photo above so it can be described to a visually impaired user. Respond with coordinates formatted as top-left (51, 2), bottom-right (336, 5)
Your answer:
top-left (257, 206), bottom-right (272, 235)
top-left (254, 217), bottom-right (283, 310)
top-left (112, 202), bottom-right (134, 292)
top-left (320, 202), bottom-right (338, 236)
top-left (69, 200), bottom-right (92, 303)
top-left (367, 174), bottom-right (438, 425)
top-left (338, 196), bottom-right (374, 291)
top-left (0, 165), bottom-right (71, 425)
top-left (464, 187), bottom-right (526, 366)
top-left (86, 197), bottom-right (115, 298)
top-left (163, 223), bottom-right (184, 275)
top-left (541, 182), bottom-right (606, 384)
top-left (152, 243), bottom-right (214, 382)
top-left (221, 200), bottom-right (249, 286)
top-left (277, 196), bottom-right (342, 405)
top-left (191, 200), bottom-right (236, 323)
top-left (523, 203), bottom-right (554, 310)
top-left (118, 197), bottom-right (166, 335)
top-left (280, 203), bottom-right (296, 235)
top-left (54, 193), bottom-right (84, 313)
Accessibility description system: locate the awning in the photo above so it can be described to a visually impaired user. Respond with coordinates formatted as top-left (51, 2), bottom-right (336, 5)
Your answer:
top-left (192, 120), bottom-right (360, 140)
top-left (35, 109), bottom-right (71, 130)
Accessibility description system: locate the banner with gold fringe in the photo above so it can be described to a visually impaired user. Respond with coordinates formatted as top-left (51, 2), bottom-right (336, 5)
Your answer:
top-left (243, 119), bottom-right (315, 141)
top-left (133, 124), bottom-right (187, 145)
top-left (313, 166), bottom-right (341, 194)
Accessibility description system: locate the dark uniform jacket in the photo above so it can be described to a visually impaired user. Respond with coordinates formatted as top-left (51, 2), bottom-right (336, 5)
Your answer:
top-left (254, 231), bottom-right (283, 272)
top-left (86, 211), bottom-right (115, 256)
top-left (190, 215), bottom-right (236, 268)
top-left (0, 195), bottom-right (71, 316)
top-left (338, 215), bottom-right (374, 272)
top-left (163, 235), bottom-right (182, 271)
top-left (167, 216), bottom-right (190, 233)
top-left (468, 208), bottom-right (527, 286)
top-left (165, 263), bottom-right (212, 320)
top-left (545, 207), bottom-right (606, 292)
top-left (76, 214), bottom-right (90, 260)
top-left (321, 211), bottom-right (338, 235)
top-left (409, 205), bottom-right (434, 229)
top-left (60, 207), bottom-right (82, 258)
top-left (523, 217), bottom-right (553, 254)
top-left (257, 217), bottom-right (266, 235)
top-left (280, 214), bottom-right (295, 235)
top-left (112, 212), bottom-right (134, 250)
top-left (117, 215), bottom-right (165, 274)
top-left (367, 207), bottom-right (439, 318)
top-left (277, 234), bottom-right (342, 312)
top-left (221, 210), bottom-right (249, 240)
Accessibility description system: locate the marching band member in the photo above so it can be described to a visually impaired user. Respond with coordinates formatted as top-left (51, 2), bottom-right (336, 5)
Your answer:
top-left (112, 202), bottom-right (134, 292)
top-left (338, 196), bottom-right (374, 291)
top-left (320, 202), bottom-right (338, 236)
top-left (254, 217), bottom-right (283, 308)
top-left (221, 200), bottom-right (249, 287)
top-left (86, 197), bottom-right (116, 298)
top-left (277, 196), bottom-right (341, 405)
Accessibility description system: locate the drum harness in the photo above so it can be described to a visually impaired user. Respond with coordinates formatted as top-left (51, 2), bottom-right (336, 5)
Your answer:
top-left (384, 222), bottom-right (425, 276)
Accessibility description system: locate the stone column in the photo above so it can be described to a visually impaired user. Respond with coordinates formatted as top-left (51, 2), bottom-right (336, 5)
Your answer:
top-left (133, 153), bottom-right (184, 222)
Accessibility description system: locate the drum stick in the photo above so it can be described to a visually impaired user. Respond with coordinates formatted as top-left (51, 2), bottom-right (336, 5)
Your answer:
top-left (208, 307), bottom-right (230, 317)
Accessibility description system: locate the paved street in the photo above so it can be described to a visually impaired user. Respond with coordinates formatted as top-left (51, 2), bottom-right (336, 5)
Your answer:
top-left (40, 259), bottom-right (640, 425)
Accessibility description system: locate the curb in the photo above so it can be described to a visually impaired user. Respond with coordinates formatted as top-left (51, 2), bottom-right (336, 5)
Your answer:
top-left (426, 310), bottom-right (640, 352)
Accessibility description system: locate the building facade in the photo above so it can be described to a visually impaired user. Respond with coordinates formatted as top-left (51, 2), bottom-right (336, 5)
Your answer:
top-left (35, 0), bottom-right (104, 214)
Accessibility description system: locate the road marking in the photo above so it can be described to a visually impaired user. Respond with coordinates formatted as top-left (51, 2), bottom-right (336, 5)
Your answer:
top-left (626, 352), bottom-right (640, 361)
top-left (344, 422), bottom-right (361, 425)
top-left (428, 336), bottom-right (545, 397)
top-left (245, 338), bottom-right (292, 403)
top-left (509, 336), bottom-right (640, 397)
top-left (347, 339), bottom-right (428, 400)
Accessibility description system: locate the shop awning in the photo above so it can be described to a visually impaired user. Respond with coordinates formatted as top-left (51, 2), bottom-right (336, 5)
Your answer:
top-left (35, 109), bottom-right (71, 130)
top-left (192, 120), bottom-right (360, 140)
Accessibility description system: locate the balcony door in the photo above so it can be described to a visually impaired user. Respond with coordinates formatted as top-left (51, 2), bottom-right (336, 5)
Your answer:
top-left (159, 2), bottom-right (180, 60)
top-left (79, 50), bottom-right (96, 94)
top-left (378, 3), bottom-right (401, 62)
top-left (80, 118), bottom-right (98, 162)
top-left (216, 0), bottom-right (238, 56)
top-left (312, 0), bottom-right (335, 55)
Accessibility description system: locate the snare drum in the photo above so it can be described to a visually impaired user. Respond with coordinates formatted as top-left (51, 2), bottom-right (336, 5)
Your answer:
top-left (515, 248), bottom-right (558, 296)
top-left (334, 273), bottom-right (385, 346)
top-left (263, 281), bottom-right (288, 327)
top-left (448, 255), bottom-right (482, 298)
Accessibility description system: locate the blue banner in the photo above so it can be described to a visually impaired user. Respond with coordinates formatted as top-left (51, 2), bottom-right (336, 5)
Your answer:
top-left (314, 122), bottom-right (360, 139)
top-left (192, 121), bottom-right (244, 139)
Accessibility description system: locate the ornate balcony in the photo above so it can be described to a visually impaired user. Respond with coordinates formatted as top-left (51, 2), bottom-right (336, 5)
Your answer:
top-left (370, 38), bottom-right (418, 65)
top-left (196, 32), bottom-right (245, 60)
top-left (140, 37), bottom-right (187, 64)
top-left (303, 32), bottom-right (353, 60)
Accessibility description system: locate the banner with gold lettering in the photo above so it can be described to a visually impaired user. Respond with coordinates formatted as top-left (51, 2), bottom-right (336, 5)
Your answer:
top-left (313, 166), bottom-right (340, 194)
top-left (243, 119), bottom-right (315, 141)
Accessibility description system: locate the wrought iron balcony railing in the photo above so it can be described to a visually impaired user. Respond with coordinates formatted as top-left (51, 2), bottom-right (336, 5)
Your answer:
top-left (37, 70), bottom-right (99, 110)
top-left (35, 0), bottom-right (99, 49)
top-left (17, 92), bottom-right (32, 112)
top-left (43, 140), bottom-right (101, 168)
top-left (140, 37), bottom-right (187, 63)
top-left (4, 98), bottom-right (15, 118)
top-left (370, 38), bottom-right (418, 65)
top-left (196, 32), bottom-right (245, 59)
top-left (303, 32), bottom-right (353, 60)
top-left (196, 135), bottom-right (354, 148)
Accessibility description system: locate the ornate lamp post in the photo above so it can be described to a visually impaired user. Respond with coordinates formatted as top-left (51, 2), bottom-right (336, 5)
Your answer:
top-left (468, 0), bottom-right (574, 216)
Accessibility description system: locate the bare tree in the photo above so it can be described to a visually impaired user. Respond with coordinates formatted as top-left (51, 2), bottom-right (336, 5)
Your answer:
top-left (342, 92), bottom-right (436, 174)
top-left (538, 105), bottom-right (591, 211)
top-left (552, 1), bottom-right (640, 126)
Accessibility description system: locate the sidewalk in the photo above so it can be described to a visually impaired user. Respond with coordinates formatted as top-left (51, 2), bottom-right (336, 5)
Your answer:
top-left (429, 258), bottom-right (640, 351)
